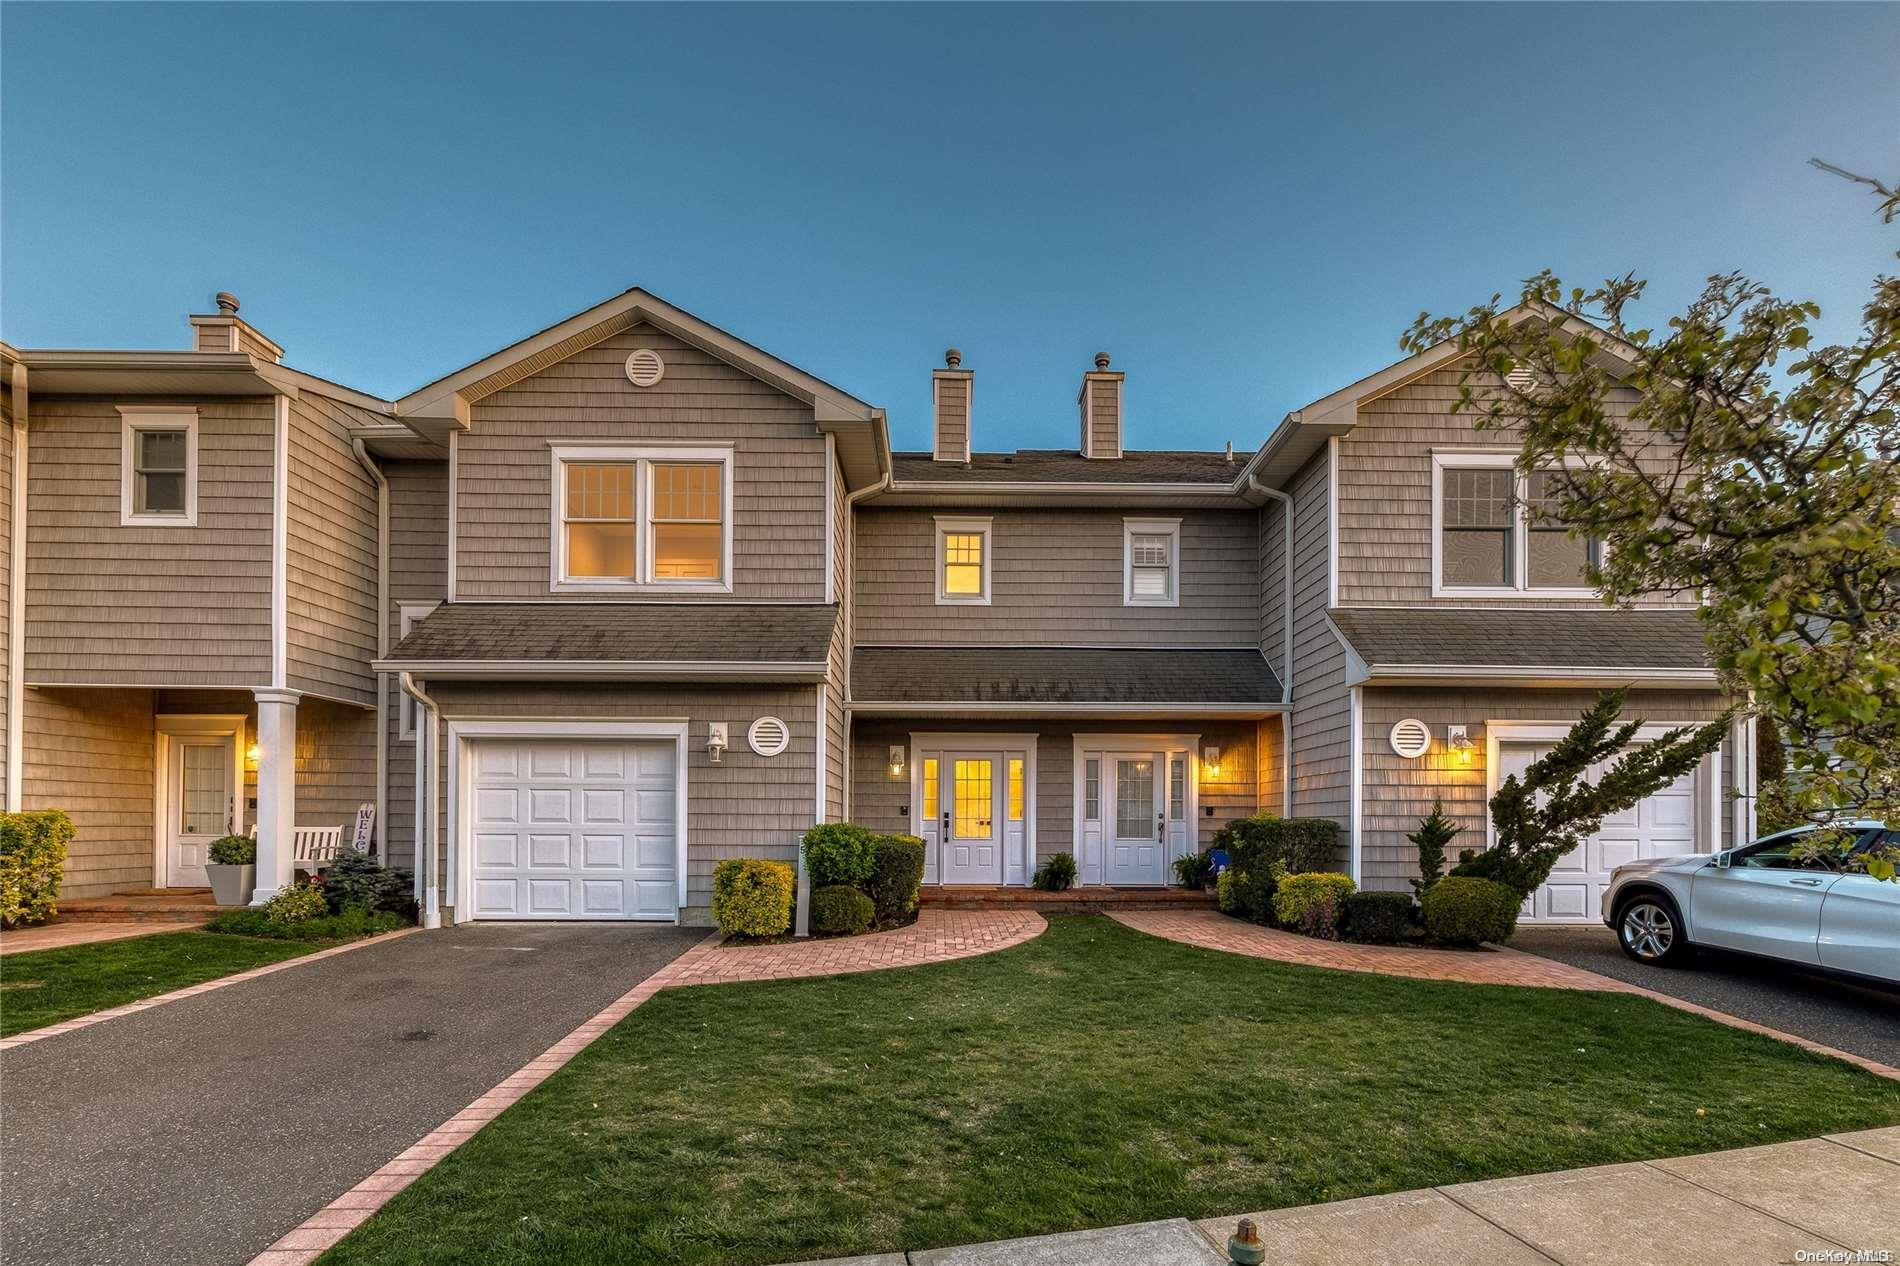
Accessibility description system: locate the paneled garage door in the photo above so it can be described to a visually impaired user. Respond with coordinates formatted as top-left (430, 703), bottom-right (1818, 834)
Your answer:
top-left (1497, 740), bottom-right (1700, 923)
top-left (467, 739), bottom-right (679, 921)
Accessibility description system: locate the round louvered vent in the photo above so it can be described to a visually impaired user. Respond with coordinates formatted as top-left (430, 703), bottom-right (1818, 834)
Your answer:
top-left (748, 716), bottom-right (790, 758)
top-left (1389, 718), bottom-right (1432, 759)
top-left (624, 348), bottom-right (665, 387)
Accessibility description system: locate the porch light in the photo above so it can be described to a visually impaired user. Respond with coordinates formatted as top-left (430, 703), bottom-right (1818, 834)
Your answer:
top-left (245, 744), bottom-right (260, 766)
top-left (1448, 725), bottom-right (1473, 764)
top-left (1202, 745), bottom-right (1221, 778)
top-left (888, 745), bottom-right (905, 778)
top-left (706, 722), bottom-right (728, 765)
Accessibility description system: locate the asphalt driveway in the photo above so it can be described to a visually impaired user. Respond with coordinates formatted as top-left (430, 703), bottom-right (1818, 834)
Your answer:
top-left (0, 922), bottom-right (704, 1266)
top-left (1512, 925), bottom-right (1900, 1069)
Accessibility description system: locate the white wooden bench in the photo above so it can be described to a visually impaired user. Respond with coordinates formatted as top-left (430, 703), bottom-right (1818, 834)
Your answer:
top-left (291, 826), bottom-right (346, 876)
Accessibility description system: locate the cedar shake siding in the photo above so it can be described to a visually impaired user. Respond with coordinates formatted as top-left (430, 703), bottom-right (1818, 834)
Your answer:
top-left (824, 444), bottom-right (848, 820)
top-left (854, 507), bottom-right (1260, 646)
top-left (23, 688), bottom-right (155, 898)
top-left (422, 682), bottom-right (818, 924)
top-left (1259, 500), bottom-right (1287, 683)
top-left (1336, 369), bottom-right (1693, 609)
top-left (454, 325), bottom-right (830, 603)
top-left (25, 397), bottom-right (273, 686)
top-left (293, 695), bottom-right (378, 835)
top-left (1285, 447), bottom-right (1349, 847)
top-left (0, 416), bottom-right (12, 797)
top-left (1257, 715), bottom-right (1285, 817)
top-left (1356, 686), bottom-right (1737, 891)
top-left (850, 717), bottom-right (1263, 861)
top-left (383, 460), bottom-right (448, 870)
top-left (287, 394), bottom-right (381, 704)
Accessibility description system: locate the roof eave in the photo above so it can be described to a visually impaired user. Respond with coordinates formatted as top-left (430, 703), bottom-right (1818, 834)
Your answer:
top-left (1361, 666), bottom-right (1719, 689)
top-left (376, 658), bottom-right (828, 682)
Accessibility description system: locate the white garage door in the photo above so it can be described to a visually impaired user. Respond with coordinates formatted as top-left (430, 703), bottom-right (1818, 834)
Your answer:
top-left (1497, 741), bottom-right (1700, 923)
top-left (467, 739), bottom-right (679, 921)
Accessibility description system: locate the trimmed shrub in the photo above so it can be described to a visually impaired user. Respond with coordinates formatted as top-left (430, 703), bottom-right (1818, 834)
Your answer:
top-left (1032, 852), bottom-right (1077, 891)
top-left (0, 810), bottom-right (74, 927)
top-left (801, 823), bottom-right (876, 889)
top-left (1342, 890), bottom-right (1414, 945)
top-left (1216, 864), bottom-right (1276, 923)
top-left (1422, 876), bottom-right (1522, 947)
top-left (867, 834), bottom-right (925, 925)
top-left (320, 851), bottom-right (416, 920)
top-left (263, 882), bottom-right (329, 925)
top-left (1408, 800), bottom-right (1459, 899)
top-left (1272, 871), bottom-right (1356, 934)
top-left (810, 884), bottom-right (875, 936)
top-left (1210, 814), bottom-right (1340, 922)
top-left (712, 858), bottom-right (795, 937)
top-left (208, 834), bottom-right (257, 866)
top-left (1173, 850), bottom-right (1214, 889)
top-left (203, 905), bottom-right (403, 941)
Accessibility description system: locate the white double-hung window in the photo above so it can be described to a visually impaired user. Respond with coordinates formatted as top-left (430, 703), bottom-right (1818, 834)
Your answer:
top-left (935, 515), bottom-right (992, 604)
top-left (1123, 517), bottom-right (1181, 606)
top-left (1432, 452), bottom-right (1599, 597)
top-left (119, 406), bottom-right (198, 526)
top-left (551, 445), bottom-right (733, 591)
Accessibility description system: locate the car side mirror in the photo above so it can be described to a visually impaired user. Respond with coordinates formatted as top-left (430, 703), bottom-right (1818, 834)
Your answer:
top-left (1714, 851), bottom-right (1732, 870)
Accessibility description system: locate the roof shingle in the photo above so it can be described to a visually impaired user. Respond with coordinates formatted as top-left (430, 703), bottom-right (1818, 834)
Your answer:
top-left (387, 603), bottom-right (838, 664)
top-left (892, 450), bottom-right (1241, 485)
top-left (1327, 608), bottom-right (1710, 671)
top-left (852, 646), bottom-right (1281, 705)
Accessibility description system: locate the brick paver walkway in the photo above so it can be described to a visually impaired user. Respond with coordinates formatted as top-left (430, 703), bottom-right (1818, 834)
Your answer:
top-left (1111, 909), bottom-right (1615, 989)
top-left (0, 920), bottom-right (206, 956)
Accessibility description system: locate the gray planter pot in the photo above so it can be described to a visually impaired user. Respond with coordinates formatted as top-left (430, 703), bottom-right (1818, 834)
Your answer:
top-left (207, 863), bottom-right (255, 907)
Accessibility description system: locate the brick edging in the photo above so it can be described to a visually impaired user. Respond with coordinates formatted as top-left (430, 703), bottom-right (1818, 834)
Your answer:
top-left (0, 927), bottom-right (421, 1051)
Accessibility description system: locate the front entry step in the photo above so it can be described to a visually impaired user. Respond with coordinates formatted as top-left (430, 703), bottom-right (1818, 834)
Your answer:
top-left (55, 889), bottom-right (225, 924)
top-left (921, 886), bottom-right (1216, 913)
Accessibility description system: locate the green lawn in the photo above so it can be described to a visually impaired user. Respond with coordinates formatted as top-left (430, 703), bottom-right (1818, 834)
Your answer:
top-left (0, 930), bottom-right (316, 1036)
top-left (322, 916), bottom-right (1900, 1266)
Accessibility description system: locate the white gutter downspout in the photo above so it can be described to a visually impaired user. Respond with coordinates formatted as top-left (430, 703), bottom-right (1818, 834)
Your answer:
top-left (399, 671), bottom-right (442, 928)
top-left (1248, 472), bottom-right (1296, 814)
top-left (6, 360), bottom-right (27, 811)
top-left (350, 439), bottom-right (389, 860)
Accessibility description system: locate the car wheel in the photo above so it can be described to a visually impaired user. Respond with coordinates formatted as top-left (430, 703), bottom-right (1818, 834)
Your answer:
top-left (1616, 894), bottom-right (1689, 965)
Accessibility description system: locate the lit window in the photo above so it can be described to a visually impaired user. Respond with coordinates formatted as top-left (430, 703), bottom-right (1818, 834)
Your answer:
top-left (922, 758), bottom-right (939, 821)
top-left (1169, 756), bottom-right (1186, 822)
top-left (553, 447), bottom-right (730, 589)
top-left (1115, 758), bottom-right (1154, 840)
top-left (1008, 757), bottom-right (1025, 822)
top-left (953, 758), bottom-right (993, 838)
top-left (1123, 518), bottom-right (1181, 606)
top-left (1084, 758), bottom-right (1101, 821)
top-left (935, 516), bottom-right (992, 604)
top-left (119, 407), bottom-right (198, 526)
top-left (1435, 456), bottom-right (1599, 595)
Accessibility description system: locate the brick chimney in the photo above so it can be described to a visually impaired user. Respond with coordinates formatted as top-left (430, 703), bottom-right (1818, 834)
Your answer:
top-left (933, 348), bottom-right (972, 463)
top-left (1079, 351), bottom-right (1123, 458)
top-left (189, 292), bottom-right (284, 363)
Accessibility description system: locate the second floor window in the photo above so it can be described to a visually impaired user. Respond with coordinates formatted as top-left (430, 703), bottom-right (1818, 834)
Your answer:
top-left (935, 515), bottom-right (992, 604)
top-left (552, 446), bottom-right (732, 591)
top-left (1123, 517), bottom-right (1181, 606)
top-left (119, 406), bottom-right (198, 527)
top-left (1434, 454), bottom-right (1599, 596)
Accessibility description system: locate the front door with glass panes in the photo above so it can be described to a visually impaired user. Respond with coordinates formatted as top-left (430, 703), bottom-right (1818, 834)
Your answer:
top-left (167, 735), bottom-right (235, 887)
top-left (915, 746), bottom-right (1030, 886)
top-left (1079, 740), bottom-right (1195, 886)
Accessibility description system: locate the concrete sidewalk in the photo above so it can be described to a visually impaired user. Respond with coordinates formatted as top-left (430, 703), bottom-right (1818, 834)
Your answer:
top-left (794, 1126), bottom-right (1900, 1265)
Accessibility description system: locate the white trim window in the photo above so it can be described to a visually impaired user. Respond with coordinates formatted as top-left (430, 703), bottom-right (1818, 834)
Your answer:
top-left (550, 446), bottom-right (734, 592)
top-left (1123, 517), bottom-right (1181, 606)
top-left (119, 406), bottom-right (198, 526)
top-left (935, 515), bottom-right (992, 605)
top-left (397, 602), bottom-right (440, 740)
top-left (1432, 453), bottom-right (1599, 597)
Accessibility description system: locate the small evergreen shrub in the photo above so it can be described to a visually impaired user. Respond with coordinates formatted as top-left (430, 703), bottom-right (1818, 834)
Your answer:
top-left (0, 810), bottom-right (74, 927)
top-left (1408, 800), bottom-right (1459, 899)
top-left (208, 834), bottom-right (257, 866)
top-left (263, 882), bottom-right (329, 925)
top-left (1032, 852), bottom-right (1077, 891)
top-left (1213, 814), bottom-right (1339, 875)
top-left (1341, 890), bottom-right (1414, 944)
top-left (320, 851), bottom-right (416, 919)
top-left (1422, 876), bottom-right (1522, 947)
top-left (204, 905), bottom-right (403, 941)
top-left (1272, 871), bottom-right (1356, 932)
top-left (1216, 868), bottom-right (1241, 913)
top-left (711, 858), bottom-right (795, 937)
top-left (810, 884), bottom-right (875, 935)
top-left (1173, 850), bottom-right (1214, 888)
top-left (801, 823), bottom-right (876, 889)
top-left (1216, 864), bottom-right (1276, 923)
top-left (866, 834), bottom-right (925, 925)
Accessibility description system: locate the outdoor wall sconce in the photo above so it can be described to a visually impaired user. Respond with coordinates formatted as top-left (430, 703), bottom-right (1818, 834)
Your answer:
top-left (1447, 725), bottom-right (1473, 764)
top-left (706, 722), bottom-right (729, 765)
top-left (1202, 745), bottom-right (1222, 778)
top-left (245, 744), bottom-right (261, 767)
top-left (888, 745), bottom-right (906, 778)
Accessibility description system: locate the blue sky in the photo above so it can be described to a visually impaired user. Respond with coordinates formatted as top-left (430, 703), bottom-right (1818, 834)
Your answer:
top-left (3, 3), bottom-right (1894, 454)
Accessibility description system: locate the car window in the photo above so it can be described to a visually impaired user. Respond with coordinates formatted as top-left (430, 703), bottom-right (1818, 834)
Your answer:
top-left (1734, 831), bottom-right (1839, 871)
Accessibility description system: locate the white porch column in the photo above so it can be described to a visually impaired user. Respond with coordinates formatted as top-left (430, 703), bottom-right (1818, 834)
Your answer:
top-left (251, 687), bottom-right (302, 904)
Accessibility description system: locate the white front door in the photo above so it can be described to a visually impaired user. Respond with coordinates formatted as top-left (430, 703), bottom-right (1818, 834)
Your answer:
top-left (166, 736), bottom-right (234, 888)
top-left (1500, 740), bottom-right (1701, 923)
top-left (940, 752), bottom-right (1002, 884)
top-left (467, 739), bottom-right (678, 921)
top-left (1105, 752), bottom-right (1165, 886)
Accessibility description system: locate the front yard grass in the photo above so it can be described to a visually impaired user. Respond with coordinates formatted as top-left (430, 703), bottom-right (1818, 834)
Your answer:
top-left (0, 930), bottom-right (315, 1037)
top-left (321, 915), bottom-right (1900, 1266)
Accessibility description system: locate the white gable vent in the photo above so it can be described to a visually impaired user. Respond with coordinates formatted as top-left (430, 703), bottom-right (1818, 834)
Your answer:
top-left (624, 348), bottom-right (665, 388)
top-left (1504, 364), bottom-right (1537, 391)
top-left (1389, 718), bottom-right (1432, 759)
top-left (747, 716), bottom-right (790, 758)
